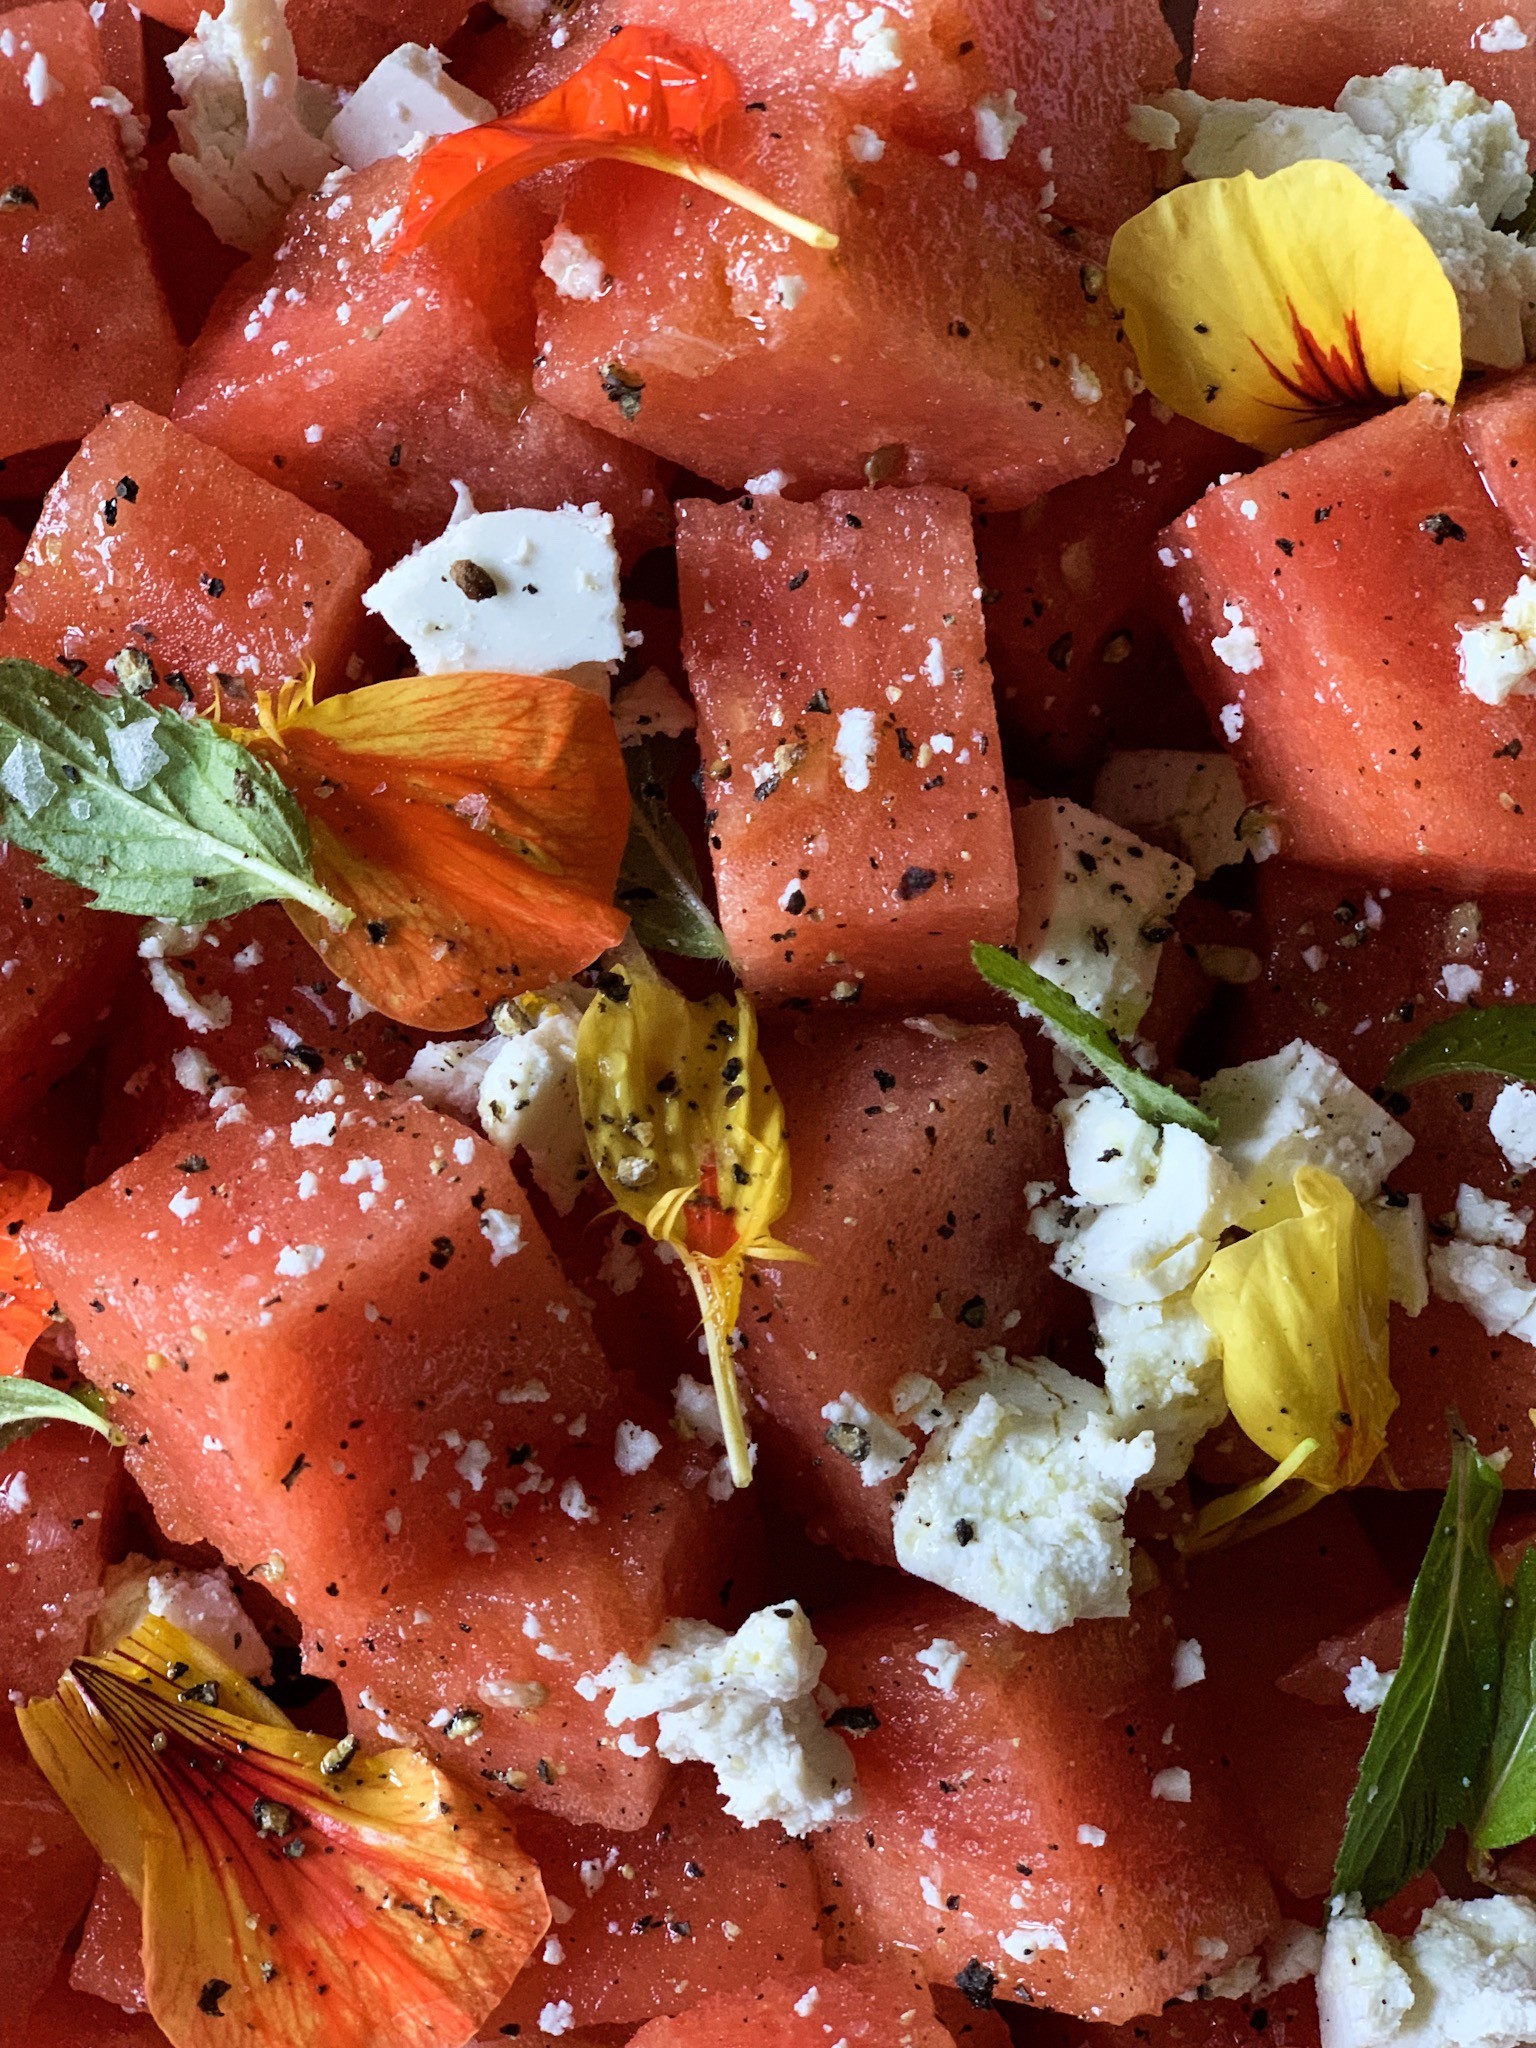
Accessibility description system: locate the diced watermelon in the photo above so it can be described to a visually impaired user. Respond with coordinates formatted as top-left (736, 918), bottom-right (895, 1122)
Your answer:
top-left (89, 0), bottom-right (147, 109)
top-left (977, 402), bottom-right (1251, 776)
top-left (71, 1866), bottom-right (146, 2015)
top-left (137, 134), bottom-right (245, 346)
top-left (677, 487), bottom-right (1016, 1007)
top-left (173, 157), bottom-right (670, 568)
top-left (0, 512), bottom-right (25, 607)
top-left (0, 403), bottom-right (372, 713)
top-left (1022, 1977), bottom-right (1321, 2048)
top-left (1160, 396), bottom-right (1536, 891)
top-left (534, 109), bottom-right (1129, 508)
top-left (0, 1421), bottom-right (119, 1701)
top-left (135, 0), bottom-right (476, 87)
top-left (1191, 0), bottom-right (1536, 144)
top-left (0, 5), bottom-right (179, 461)
top-left (0, 844), bottom-right (135, 1125)
top-left (813, 1580), bottom-right (1278, 2022)
top-left (461, 0), bottom-right (1179, 237)
top-left (0, 1727), bottom-right (99, 2028)
top-left (0, 1958), bottom-right (170, 2048)
top-left (28, 1070), bottom-right (618, 1611)
top-left (929, 1988), bottom-right (1016, 2048)
top-left (624, 1960), bottom-right (959, 2048)
top-left (1455, 365), bottom-right (1536, 556)
top-left (743, 1014), bottom-right (1062, 1563)
top-left (487, 1764), bottom-right (824, 2033)
top-left (0, 1060), bottom-right (108, 1203)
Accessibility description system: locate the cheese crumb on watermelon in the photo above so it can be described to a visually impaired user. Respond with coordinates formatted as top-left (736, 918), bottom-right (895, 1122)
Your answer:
top-left (325, 41), bottom-right (494, 170)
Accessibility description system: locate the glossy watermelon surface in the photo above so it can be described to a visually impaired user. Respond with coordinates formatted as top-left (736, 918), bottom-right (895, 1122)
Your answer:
top-left (0, 845), bottom-right (135, 1125)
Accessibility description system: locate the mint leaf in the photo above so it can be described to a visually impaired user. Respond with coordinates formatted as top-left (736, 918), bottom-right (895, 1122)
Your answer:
top-left (1384, 1006), bottom-right (1536, 1092)
top-left (1473, 1543), bottom-right (1536, 1855)
top-left (971, 942), bottom-right (1218, 1139)
top-left (1333, 1430), bottom-right (1505, 1908)
top-left (616, 738), bottom-right (731, 962)
top-left (0, 1377), bottom-right (125, 1455)
top-left (0, 659), bottom-right (348, 926)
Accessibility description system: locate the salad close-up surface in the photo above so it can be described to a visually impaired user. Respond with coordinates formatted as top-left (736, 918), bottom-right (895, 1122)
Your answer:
top-left (8, 1), bottom-right (1536, 2045)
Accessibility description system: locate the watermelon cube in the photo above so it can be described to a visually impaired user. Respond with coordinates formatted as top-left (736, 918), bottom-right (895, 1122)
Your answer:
top-left (28, 1070), bottom-right (618, 1613)
top-left (0, 844), bottom-right (135, 1125)
top-left (486, 1764), bottom-right (824, 2033)
top-left (0, 1421), bottom-right (119, 1703)
top-left (0, 1966), bottom-right (169, 2048)
top-left (465, 0), bottom-right (1179, 237)
top-left (813, 1579), bottom-right (1278, 2022)
top-left (1456, 365), bottom-right (1536, 555)
top-left (1026, 1978), bottom-right (1321, 2048)
top-left (0, 512), bottom-right (25, 606)
top-left (91, 0), bottom-right (146, 111)
top-left (173, 156), bottom-right (669, 568)
top-left (0, 1730), bottom-right (99, 2028)
top-left (977, 401), bottom-right (1250, 776)
top-left (625, 1961), bottom-right (959, 2048)
top-left (71, 1867), bottom-right (146, 2015)
top-left (743, 1014), bottom-right (1062, 1564)
top-left (1160, 395), bottom-right (1536, 891)
top-left (1192, 0), bottom-right (1536, 146)
top-left (534, 112), bottom-right (1129, 508)
top-left (677, 487), bottom-right (1016, 1007)
top-left (0, 5), bottom-right (180, 462)
top-left (136, 0), bottom-right (477, 88)
top-left (0, 403), bottom-right (372, 712)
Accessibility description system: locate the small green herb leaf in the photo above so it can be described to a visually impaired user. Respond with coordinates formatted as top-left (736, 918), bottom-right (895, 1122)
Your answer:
top-left (1333, 1429), bottom-right (1505, 1908)
top-left (1473, 1544), bottom-right (1536, 1855)
top-left (971, 942), bottom-right (1218, 1139)
top-left (616, 738), bottom-right (731, 962)
top-left (0, 659), bottom-right (348, 926)
top-left (0, 1377), bottom-right (125, 1455)
top-left (1384, 1005), bottom-right (1536, 1093)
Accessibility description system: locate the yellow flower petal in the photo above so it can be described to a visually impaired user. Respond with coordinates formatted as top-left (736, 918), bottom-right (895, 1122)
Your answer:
top-left (1107, 160), bottom-right (1463, 455)
top-left (18, 1615), bottom-right (548, 2048)
top-left (575, 960), bottom-right (804, 1488)
top-left (1192, 1166), bottom-right (1395, 1535)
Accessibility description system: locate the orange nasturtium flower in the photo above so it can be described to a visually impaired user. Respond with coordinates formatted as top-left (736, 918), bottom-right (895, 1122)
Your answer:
top-left (0, 1171), bottom-right (53, 1375)
top-left (19, 1615), bottom-right (548, 2048)
top-left (391, 24), bottom-right (838, 261)
top-left (1107, 160), bottom-right (1463, 456)
top-left (1186, 1165), bottom-right (1396, 1549)
top-left (576, 960), bottom-right (805, 1488)
top-left (227, 669), bottom-right (631, 1033)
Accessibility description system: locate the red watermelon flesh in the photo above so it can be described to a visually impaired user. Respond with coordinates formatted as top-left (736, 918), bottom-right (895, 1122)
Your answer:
top-left (677, 487), bottom-right (1016, 1008)
top-left (90, 0), bottom-right (146, 109)
top-left (0, 1422), bottom-right (119, 1703)
top-left (1455, 364), bottom-right (1536, 556)
top-left (459, 0), bottom-right (1178, 238)
top-left (0, 512), bottom-right (24, 606)
top-left (813, 1580), bottom-right (1278, 2022)
top-left (0, 5), bottom-right (180, 462)
top-left (1192, 0), bottom-right (1536, 148)
top-left (173, 156), bottom-right (670, 569)
top-left (534, 108), bottom-right (1129, 510)
top-left (0, 403), bottom-right (372, 713)
top-left (0, 844), bottom-right (135, 1125)
top-left (28, 1070), bottom-right (617, 1610)
top-left (625, 1960), bottom-right (958, 2048)
top-left (487, 1764), bottom-right (824, 2033)
top-left (0, 1727), bottom-right (99, 2028)
top-left (71, 1866), bottom-right (146, 2015)
top-left (0, 1960), bottom-right (170, 2048)
top-left (977, 401), bottom-right (1251, 778)
top-left (89, 904), bottom-right (424, 1176)
top-left (1160, 395), bottom-right (1536, 891)
top-left (1020, 1978), bottom-right (1321, 2048)
top-left (134, 0), bottom-right (476, 87)
top-left (742, 1015), bottom-right (1062, 1565)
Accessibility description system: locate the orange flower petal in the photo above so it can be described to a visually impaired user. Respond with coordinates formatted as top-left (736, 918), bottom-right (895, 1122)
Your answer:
top-left (18, 1615), bottom-right (548, 2048)
top-left (0, 1170), bottom-right (54, 1376)
top-left (253, 671), bottom-right (631, 1032)
top-left (393, 25), bottom-right (837, 260)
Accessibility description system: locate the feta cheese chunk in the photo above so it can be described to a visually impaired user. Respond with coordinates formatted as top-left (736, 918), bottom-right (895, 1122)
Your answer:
top-left (892, 1356), bottom-right (1156, 1633)
top-left (92, 1554), bottom-right (271, 1681)
top-left (819, 1392), bottom-right (914, 1486)
top-left (1459, 576), bottom-right (1536, 705)
top-left (1337, 68), bottom-right (1531, 227)
top-left (1343, 1657), bottom-right (1395, 1713)
top-left (1373, 1193), bottom-right (1430, 1317)
top-left (1491, 1082), bottom-right (1536, 1171)
top-left (579, 1603), bottom-right (858, 1836)
top-left (1201, 1040), bottom-right (1414, 1213)
top-left (167, 0), bottom-right (339, 253)
top-left (1013, 798), bottom-right (1195, 1037)
top-left (1092, 1294), bottom-right (1227, 1486)
top-left (1317, 1895), bottom-right (1536, 2048)
top-left (364, 505), bottom-right (624, 681)
top-left (1455, 1184), bottom-right (1530, 1248)
top-left (540, 223), bottom-right (609, 301)
top-left (325, 43), bottom-right (496, 171)
top-left (1092, 750), bottom-right (1278, 878)
top-left (1428, 1238), bottom-right (1536, 1342)
top-left (1057, 1087), bottom-right (1161, 1206)
top-left (1052, 1123), bottom-right (1246, 1307)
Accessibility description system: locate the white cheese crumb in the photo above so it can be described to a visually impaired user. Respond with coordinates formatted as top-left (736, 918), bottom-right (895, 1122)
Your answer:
top-left (540, 223), bottom-right (608, 301)
top-left (819, 1392), bottom-right (914, 1486)
top-left (1343, 1657), bottom-right (1396, 1713)
top-left (915, 1637), bottom-right (967, 1697)
top-left (614, 1419), bottom-right (662, 1476)
top-left (1477, 15), bottom-right (1530, 51)
top-left (480, 1208), bottom-right (523, 1266)
top-left (1456, 1184), bottom-right (1530, 1248)
top-left (537, 2002), bottom-right (576, 2039)
top-left (1442, 962), bottom-right (1485, 1003)
top-left (1201, 1039), bottom-right (1415, 1210)
top-left (92, 1555), bottom-right (271, 1680)
top-left (325, 42), bottom-right (495, 170)
top-left (1093, 748), bottom-right (1274, 879)
top-left (840, 7), bottom-right (904, 79)
top-left (1151, 1766), bottom-right (1192, 1802)
top-left (973, 90), bottom-right (1024, 161)
top-left (1492, 1082), bottom-right (1536, 1172)
top-left (1318, 1895), bottom-right (1536, 2048)
top-left (145, 959), bottom-right (232, 1036)
top-left (1212, 601), bottom-right (1263, 674)
top-left (847, 123), bottom-right (886, 162)
top-left (1077, 1822), bottom-right (1108, 1847)
top-left (1459, 576), bottom-right (1536, 703)
top-left (168, 1186), bottom-right (202, 1223)
top-left (275, 1242), bottom-right (325, 1278)
top-left (1172, 1638), bottom-right (1206, 1690)
top-left (832, 706), bottom-right (878, 793)
top-left (289, 1111), bottom-right (336, 1148)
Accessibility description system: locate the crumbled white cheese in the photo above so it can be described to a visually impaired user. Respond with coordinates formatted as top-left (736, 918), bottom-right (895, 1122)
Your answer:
top-left (1459, 576), bottom-right (1536, 704)
top-left (1318, 1895), bottom-right (1536, 2048)
top-left (892, 1356), bottom-right (1156, 1633)
top-left (93, 1554), bottom-right (272, 1681)
top-left (1172, 1638), bottom-right (1206, 1689)
top-left (145, 959), bottom-right (232, 1036)
top-left (847, 122), bottom-right (886, 162)
top-left (1212, 601), bottom-right (1264, 674)
top-left (973, 90), bottom-right (1024, 162)
top-left (1491, 1082), bottom-right (1536, 1172)
top-left (325, 43), bottom-right (495, 170)
top-left (275, 1242), bottom-right (325, 1277)
top-left (915, 1637), bottom-right (967, 1697)
top-left (481, 1208), bottom-right (523, 1266)
top-left (1013, 798), bottom-right (1195, 1037)
top-left (1152, 1766), bottom-right (1192, 1802)
top-left (579, 1603), bottom-right (858, 1836)
top-left (364, 505), bottom-right (624, 682)
top-left (840, 6), bottom-right (903, 79)
top-left (833, 706), bottom-right (878, 793)
top-left (1477, 16), bottom-right (1530, 54)
top-left (673, 1374), bottom-right (725, 1445)
top-left (1456, 1184), bottom-right (1530, 1248)
top-left (1343, 1657), bottom-right (1396, 1713)
top-left (1058, 1088), bottom-right (1161, 1206)
top-left (1052, 1124), bottom-right (1246, 1307)
top-left (819, 1391), bottom-right (914, 1486)
top-left (1092, 749), bottom-right (1276, 878)
top-left (614, 1419), bottom-right (662, 1476)
top-left (1429, 1237), bottom-right (1536, 1341)
top-left (1201, 1040), bottom-right (1415, 1213)
top-left (540, 223), bottom-right (608, 301)
top-left (1337, 69), bottom-right (1531, 226)
top-left (166, 0), bottom-right (339, 253)
top-left (1092, 1295), bottom-right (1228, 1486)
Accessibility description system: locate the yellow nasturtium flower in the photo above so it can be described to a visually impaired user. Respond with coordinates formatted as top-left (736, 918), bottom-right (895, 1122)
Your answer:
top-left (1189, 1165), bottom-right (1396, 1547)
top-left (576, 960), bottom-right (803, 1488)
top-left (18, 1616), bottom-right (548, 2048)
top-left (1107, 160), bottom-right (1463, 455)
